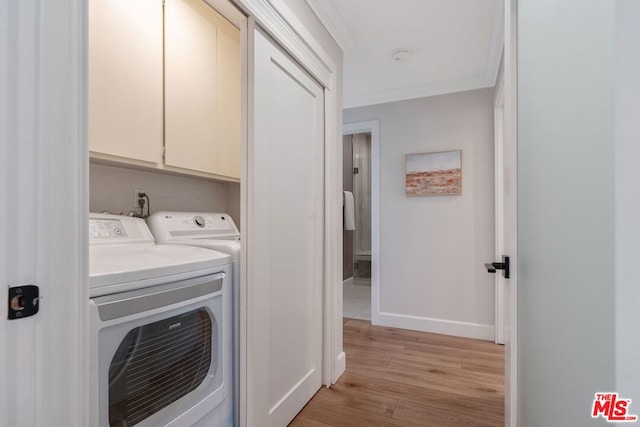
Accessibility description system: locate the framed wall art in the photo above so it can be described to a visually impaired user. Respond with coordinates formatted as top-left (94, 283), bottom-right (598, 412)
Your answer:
top-left (406, 150), bottom-right (462, 196)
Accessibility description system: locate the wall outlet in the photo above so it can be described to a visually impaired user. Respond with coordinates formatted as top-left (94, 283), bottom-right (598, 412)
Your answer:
top-left (133, 189), bottom-right (146, 208)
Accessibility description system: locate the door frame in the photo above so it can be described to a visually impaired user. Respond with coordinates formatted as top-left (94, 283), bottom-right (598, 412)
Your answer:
top-left (1, 1), bottom-right (89, 426)
top-left (343, 121), bottom-right (380, 324)
top-left (494, 70), bottom-right (506, 345)
top-left (504, 0), bottom-right (518, 424)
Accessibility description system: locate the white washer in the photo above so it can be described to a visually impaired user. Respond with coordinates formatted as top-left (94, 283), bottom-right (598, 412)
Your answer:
top-left (89, 213), bottom-right (233, 427)
top-left (148, 212), bottom-right (240, 427)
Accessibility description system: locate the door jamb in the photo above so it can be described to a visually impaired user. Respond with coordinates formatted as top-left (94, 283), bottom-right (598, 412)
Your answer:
top-left (494, 68), bottom-right (506, 345)
top-left (504, 0), bottom-right (518, 424)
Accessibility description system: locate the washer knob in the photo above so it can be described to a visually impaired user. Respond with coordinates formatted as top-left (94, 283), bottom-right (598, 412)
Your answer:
top-left (194, 216), bottom-right (205, 227)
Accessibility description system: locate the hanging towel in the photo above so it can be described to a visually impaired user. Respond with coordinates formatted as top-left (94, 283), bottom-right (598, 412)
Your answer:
top-left (343, 191), bottom-right (356, 231)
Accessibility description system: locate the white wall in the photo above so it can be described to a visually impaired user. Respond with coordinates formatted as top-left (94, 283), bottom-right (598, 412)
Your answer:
top-left (517, 1), bottom-right (616, 425)
top-left (344, 88), bottom-right (495, 340)
top-left (615, 0), bottom-right (640, 405)
top-left (225, 182), bottom-right (241, 230)
top-left (90, 163), bottom-right (240, 224)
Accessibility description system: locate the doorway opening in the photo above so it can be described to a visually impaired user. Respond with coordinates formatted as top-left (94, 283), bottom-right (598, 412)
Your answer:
top-left (342, 120), bottom-right (380, 324)
top-left (342, 131), bottom-right (372, 320)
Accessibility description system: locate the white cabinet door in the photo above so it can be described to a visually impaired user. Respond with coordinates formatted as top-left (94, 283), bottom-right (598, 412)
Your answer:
top-left (247, 29), bottom-right (324, 427)
top-left (164, 0), bottom-right (218, 174)
top-left (88, 0), bottom-right (164, 163)
top-left (215, 18), bottom-right (242, 179)
top-left (165, 0), bottom-right (241, 178)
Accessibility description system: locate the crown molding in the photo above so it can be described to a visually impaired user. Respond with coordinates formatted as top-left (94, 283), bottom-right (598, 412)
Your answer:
top-left (343, 74), bottom-right (495, 109)
top-left (239, 0), bottom-right (334, 88)
top-left (485, 0), bottom-right (505, 87)
top-left (306, 0), bottom-right (505, 108)
top-left (344, 0), bottom-right (504, 109)
top-left (304, 0), bottom-right (355, 51)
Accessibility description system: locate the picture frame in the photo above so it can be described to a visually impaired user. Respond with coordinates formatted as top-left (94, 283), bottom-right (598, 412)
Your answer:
top-left (406, 150), bottom-right (462, 196)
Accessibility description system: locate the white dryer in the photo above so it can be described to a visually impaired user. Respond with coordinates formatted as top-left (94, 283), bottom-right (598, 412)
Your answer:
top-left (147, 212), bottom-right (241, 426)
top-left (89, 213), bottom-right (233, 427)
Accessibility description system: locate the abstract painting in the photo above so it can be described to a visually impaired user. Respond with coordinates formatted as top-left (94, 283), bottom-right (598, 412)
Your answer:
top-left (406, 150), bottom-right (462, 196)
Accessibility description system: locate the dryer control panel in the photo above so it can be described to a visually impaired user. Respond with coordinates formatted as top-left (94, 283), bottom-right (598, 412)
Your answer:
top-left (89, 213), bottom-right (155, 245)
top-left (148, 212), bottom-right (240, 243)
top-left (90, 218), bottom-right (128, 239)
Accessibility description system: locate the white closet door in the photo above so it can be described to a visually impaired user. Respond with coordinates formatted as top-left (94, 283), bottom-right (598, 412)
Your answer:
top-left (248, 29), bottom-right (324, 427)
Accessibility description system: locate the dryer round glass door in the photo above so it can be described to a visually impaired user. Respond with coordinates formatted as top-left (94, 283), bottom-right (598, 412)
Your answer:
top-left (108, 307), bottom-right (217, 427)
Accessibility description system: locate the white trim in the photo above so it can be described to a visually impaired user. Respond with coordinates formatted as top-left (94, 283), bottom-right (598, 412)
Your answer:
top-left (494, 63), bottom-right (506, 345)
top-left (343, 277), bottom-right (354, 287)
top-left (1, 0), bottom-right (89, 425)
top-left (376, 312), bottom-right (495, 341)
top-left (504, 0), bottom-right (518, 424)
top-left (234, 9), bottom-right (249, 427)
top-left (267, 0), bottom-right (337, 74)
top-left (344, 75), bottom-right (494, 109)
top-left (324, 80), bottom-right (343, 385)
top-left (334, 351), bottom-right (346, 378)
top-left (237, 0), bottom-right (334, 89)
top-left (343, 121), bottom-right (380, 327)
top-left (485, 0), bottom-right (505, 87)
top-left (240, 16), bottom-right (257, 427)
top-left (304, 0), bottom-right (355, 51)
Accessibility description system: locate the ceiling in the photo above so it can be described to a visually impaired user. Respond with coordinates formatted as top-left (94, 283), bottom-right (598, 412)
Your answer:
top-left (305, 0), bottom-right (504, 109)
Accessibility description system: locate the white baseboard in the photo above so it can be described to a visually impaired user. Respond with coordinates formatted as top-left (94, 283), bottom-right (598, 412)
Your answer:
top-left (374, 312), bottom-right (494, 341)
top-left (333, 351), bottom-right (346, 383)
top-left (343, 277), bottom-right (354, 287)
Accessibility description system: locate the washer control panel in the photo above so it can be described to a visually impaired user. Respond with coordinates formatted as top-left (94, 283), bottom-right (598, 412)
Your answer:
top-left (148, 212), bottom-right (240, 242)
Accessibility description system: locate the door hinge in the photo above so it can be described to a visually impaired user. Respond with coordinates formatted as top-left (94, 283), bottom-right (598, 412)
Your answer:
top-left (353, 167), bottom-right (359, 174)
top-left (162, 147), bottom-right (166, 162)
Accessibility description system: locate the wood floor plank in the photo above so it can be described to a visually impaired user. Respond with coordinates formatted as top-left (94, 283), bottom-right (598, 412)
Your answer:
top-left (304, 382), bottom-right (400, 418)
top-left (287, 417), bottom-right (333, 427)
top-left (343, 344), bottom-right (463, 370)
top-left (290, 319), bottom-right (504, 426)
top-left (292, 399), bottom-right (409, 427)
top-left (392, 399), bottom-right (502, 427)
top-left (343, 321), bottom-right (503, 355)
top-left (386, 358), bottom-right (504, 390)
top-left (330, 370), bottom-right (503, 413)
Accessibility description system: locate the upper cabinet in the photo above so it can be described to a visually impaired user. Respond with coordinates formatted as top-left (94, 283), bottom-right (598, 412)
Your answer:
top-left (165, 0), bottom-right (241, 178)
top-left (89, 0), bottom-right (242, 181)
top-left (88, 0), bottom-right (164, 164)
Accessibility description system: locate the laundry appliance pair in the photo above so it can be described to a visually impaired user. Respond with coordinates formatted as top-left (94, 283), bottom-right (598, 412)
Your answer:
top-left (89, 211), bottom-right (240, 427)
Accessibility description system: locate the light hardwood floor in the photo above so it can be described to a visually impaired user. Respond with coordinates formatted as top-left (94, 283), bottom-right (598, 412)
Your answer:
top-left (290, 319), bottom-right (504, 427)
